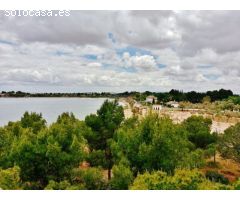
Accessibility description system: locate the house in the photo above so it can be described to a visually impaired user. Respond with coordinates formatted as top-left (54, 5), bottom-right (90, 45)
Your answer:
top-left (166, 101), bottom-right (179, 108)
top-left (145, 95), bottom-right (157, 104)
top-left (152, 104), bottom-right (162, 111)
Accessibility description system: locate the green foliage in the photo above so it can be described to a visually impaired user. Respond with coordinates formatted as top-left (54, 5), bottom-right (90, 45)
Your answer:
top-left (86, 150), bottom-right (108, 168)
top-left (0, 127), bottom-right (15, 168)
top-left (85, 99), bottom-right (124, 150)
top-left (0, 166), bottom-right (22, 189)
top-left (183, 116), bottom-right (215, 149)
top-left (85, 99), bottom-right (124, 179)
top-left (6, 112), bottom-right (87, 188)
top-left (218, 123), bottom-right (240, 163)
top-left (205, 142), bottom-right (218, 163)
top-left (202, 96), bottom-right (211, 103)
top-left (233, 179), bottom-right (240, 190)
top-left (44, 179), bottom-right (85, 190)
top-left (184, 149), bottom-right (206, 169)
top-left (112, 114), bottom-right (205, 174)
top-left (10, 128), bottom-right (48, 185)
top-left (110, 164), bottom-right (133, 189)
top-left (46, 113), bottom-right (87, 180)
top-left (0, 99), bottom-right (239, 190)
top-left (20, 112), bottom-right (46, 133)
top-left (130, 171), bottom-right (168, 190)
top-left (228, 96), bottom-right (240, 105)
top-left (168, 169), bottom-right (206, 190)
top-left (218, 100), bottom-right (235, 111)
top-left (130, 169), bottom-right (232, 190)
top-left (1, 89), bottom-right (234, 103)
top-left (205, 171), bottom-right (229, 185)
top-left (71, 167), bottom-right (106, 190)
top-left (45, 180), bottom-right (72, 190)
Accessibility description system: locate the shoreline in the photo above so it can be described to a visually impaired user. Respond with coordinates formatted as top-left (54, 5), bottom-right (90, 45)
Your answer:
top-left (0, 96), bottom-right (114, 99)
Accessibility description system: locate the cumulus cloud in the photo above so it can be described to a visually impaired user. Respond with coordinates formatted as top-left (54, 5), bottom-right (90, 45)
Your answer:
top-left (0, 10), bottom-right (240, 92)
top-left (122, 52), bottom-right (157, 71)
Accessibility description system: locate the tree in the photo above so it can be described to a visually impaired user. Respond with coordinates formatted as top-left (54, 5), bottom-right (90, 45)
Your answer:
top-left (204, 132), bottom-right (219, 164)
top-left (20, 112), bottom-right (46, 134)
top-left (228, 96), bottom-right (240, 105)
top-left (179, 101), bottom-right (188, 111)
top-left (186, 91), bottom-right (204, 103)
top-left (218, 123), bottom-right (240, 163)
top-left (43, 113), bottom-right (88, 181)
top-left (130, 169), bottom-right (231, 190)
top-left (0, 166), bottom-right (22, 189)
top-left (183, 116), bottom-right (215, 149)
top-left (0, 126), bottom-right (15, 168)
top-left (10, 127), bottom-right (48, 187)
top-left (169, 89), bottom-right (186, 102)
top-left (85, 100), bottom-right (124, 180)
top-left (202, 96), bottom-right (211, 104)
top-left (112, 114), bottom-right (205, 174)
top-left (86, 150), bottom-right (108, 168)
top-left (9, 112), bottom-right (88, 188)
top-left (219, 100), bottom-right (235, 111)
top-left (110, 164), bottom-right (133, 189)
top-left (152, 98), bottom-right (155, 104)
top-left (205, 143), bottom-right (218, 164)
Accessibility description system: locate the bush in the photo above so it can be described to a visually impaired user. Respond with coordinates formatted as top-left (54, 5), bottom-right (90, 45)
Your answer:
top-left (71, 167), bottom-right (106, 190)
top-left (0, 166), bottom-right (22, 189)
top-left (233, 179), bottom-right (240, 190)
top-left (130, 169), bottom-right (231, 190)
top-left (44, 180), bottom-right (85, 190)
top-left (45, 180), bottom-right (71, 190)
top-left (110, 164), bottom-right (133, 190)
top-left (205, 171), bottom-right (229, 185)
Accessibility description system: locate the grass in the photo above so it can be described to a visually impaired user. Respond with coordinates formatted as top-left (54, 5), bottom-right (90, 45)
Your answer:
top-left (202, 154), bottom-right (240, 182)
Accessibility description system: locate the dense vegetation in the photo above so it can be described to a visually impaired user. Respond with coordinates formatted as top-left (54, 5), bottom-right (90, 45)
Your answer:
top-left (1, 88), bottom-right (236, 104)
top-left (0, 99), bottom-right (240, 190)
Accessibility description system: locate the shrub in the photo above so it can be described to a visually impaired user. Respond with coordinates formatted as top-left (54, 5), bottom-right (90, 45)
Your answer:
top-left (0, 166), bottom-right (22, 189)
top-left (130, 169), bottom-right (231, 190)
top-left (110, 164), bottom-right (133, 190)
top-left (205, 171), bottom-right (229, 185)
top-left (71, 167), bottom-right (106, 190)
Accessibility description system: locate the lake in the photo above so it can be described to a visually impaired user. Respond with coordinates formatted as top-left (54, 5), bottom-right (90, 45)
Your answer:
top-left (0, 98), bottom-right (108, 126)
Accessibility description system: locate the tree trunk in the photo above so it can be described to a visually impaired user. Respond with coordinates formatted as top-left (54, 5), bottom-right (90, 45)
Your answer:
top-left (108, 166), bottom-right (111, 180)
top-left (105, 148), bottom-right (112, 180)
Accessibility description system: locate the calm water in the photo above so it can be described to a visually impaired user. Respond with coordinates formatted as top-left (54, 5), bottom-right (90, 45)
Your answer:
top-left (0, 98), bottom-right (108, 126)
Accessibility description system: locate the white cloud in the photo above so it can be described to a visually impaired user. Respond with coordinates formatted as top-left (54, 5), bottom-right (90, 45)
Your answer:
top-left (0, 11), bottom-right (240, 93)
top-left (122, 52), bottom-right (157, 71)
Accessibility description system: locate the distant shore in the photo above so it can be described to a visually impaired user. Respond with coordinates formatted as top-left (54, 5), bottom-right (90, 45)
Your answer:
top-left (0, 96), bottom-right (113, 98)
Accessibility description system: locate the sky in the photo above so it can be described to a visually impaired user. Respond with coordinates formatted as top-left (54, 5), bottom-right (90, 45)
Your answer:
top-left (0, 10), bottom-right (240, 93)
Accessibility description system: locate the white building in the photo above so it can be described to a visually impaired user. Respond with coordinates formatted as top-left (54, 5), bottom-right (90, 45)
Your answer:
top-left (166, 101), bottom-right (179, 108)
top-left (152, 104), bottom-right (162, 111)
top-left (146, 95), bottom-right (157, 104)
